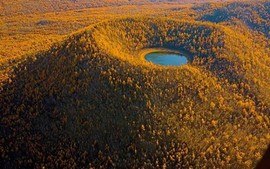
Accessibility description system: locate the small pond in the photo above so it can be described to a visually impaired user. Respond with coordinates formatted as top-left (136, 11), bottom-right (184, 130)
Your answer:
top-left (145, 52), bottom-right (187, 66)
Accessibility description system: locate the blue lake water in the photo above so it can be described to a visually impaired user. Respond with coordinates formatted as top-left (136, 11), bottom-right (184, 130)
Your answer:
top-left (145, 52), bottom-right (187, 66)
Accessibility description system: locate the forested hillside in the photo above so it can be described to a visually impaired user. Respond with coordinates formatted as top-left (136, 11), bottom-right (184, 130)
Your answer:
top-left (196, 1), bottom-right (270, 38)
top-left (1, 18), bottom-right (269, 168)
top-left (1, 0), bottom-right (270, 168)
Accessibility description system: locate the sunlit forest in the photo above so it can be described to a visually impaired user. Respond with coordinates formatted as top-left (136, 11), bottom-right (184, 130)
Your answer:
top-left (0, 0), bottom-right (270, 168)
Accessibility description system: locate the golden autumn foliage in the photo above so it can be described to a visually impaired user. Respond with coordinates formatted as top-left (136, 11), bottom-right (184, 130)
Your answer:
top-left (0, 0), bottom-right (237, 16)
top-left (0, 1), bottom-right (270, 169)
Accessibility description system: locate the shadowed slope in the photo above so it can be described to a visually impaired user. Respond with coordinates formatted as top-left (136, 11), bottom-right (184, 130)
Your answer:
top-left (1, 17), bottom-right (269, 168)
top-left (198, 1), bottom-right (270, 38)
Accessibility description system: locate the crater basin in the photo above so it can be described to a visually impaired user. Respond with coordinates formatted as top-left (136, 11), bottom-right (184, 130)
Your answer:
top-left (145, 52), bottom-right (188, 66)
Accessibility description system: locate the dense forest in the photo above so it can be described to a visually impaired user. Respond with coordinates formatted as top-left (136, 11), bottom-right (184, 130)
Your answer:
top-left (1, 0), bottom-right (270, 168)
top-left (196, 1), bottom-right (270, 38)
top-left (0, 0), bottom-right (242, 16)
top-left (1, 17), bottom-right (270, 168)
top-left (1, 0), bottom-right (269, 84)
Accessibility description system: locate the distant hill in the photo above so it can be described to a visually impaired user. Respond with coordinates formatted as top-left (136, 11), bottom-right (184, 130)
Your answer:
top-left (197, 1), bottom-right (270, 38)
top-left (1, 0), bottom-right (238, 16)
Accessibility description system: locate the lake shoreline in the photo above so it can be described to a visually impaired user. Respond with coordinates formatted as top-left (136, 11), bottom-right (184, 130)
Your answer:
top-left (139, 47), bottom-right (192, 64)
top-left (141, 48), bottom-right (188, 66)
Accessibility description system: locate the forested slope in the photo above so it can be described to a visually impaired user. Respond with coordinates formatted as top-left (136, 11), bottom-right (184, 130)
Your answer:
top-left (197, 1), bottom-right (270, 38)
top-left (1, 17), bottom-right (269, 168)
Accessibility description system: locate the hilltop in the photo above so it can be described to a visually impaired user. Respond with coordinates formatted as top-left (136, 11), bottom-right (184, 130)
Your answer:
top-left (1, 0), bottom-right (269, 85)
top-left (1, 17), bottom-right (269, 168)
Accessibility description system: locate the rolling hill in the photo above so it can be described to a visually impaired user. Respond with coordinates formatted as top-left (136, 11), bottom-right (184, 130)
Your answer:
top-left (196, 1), bottom-right (270, 38)
top-left (1, 17), bottom-right (270, 168)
